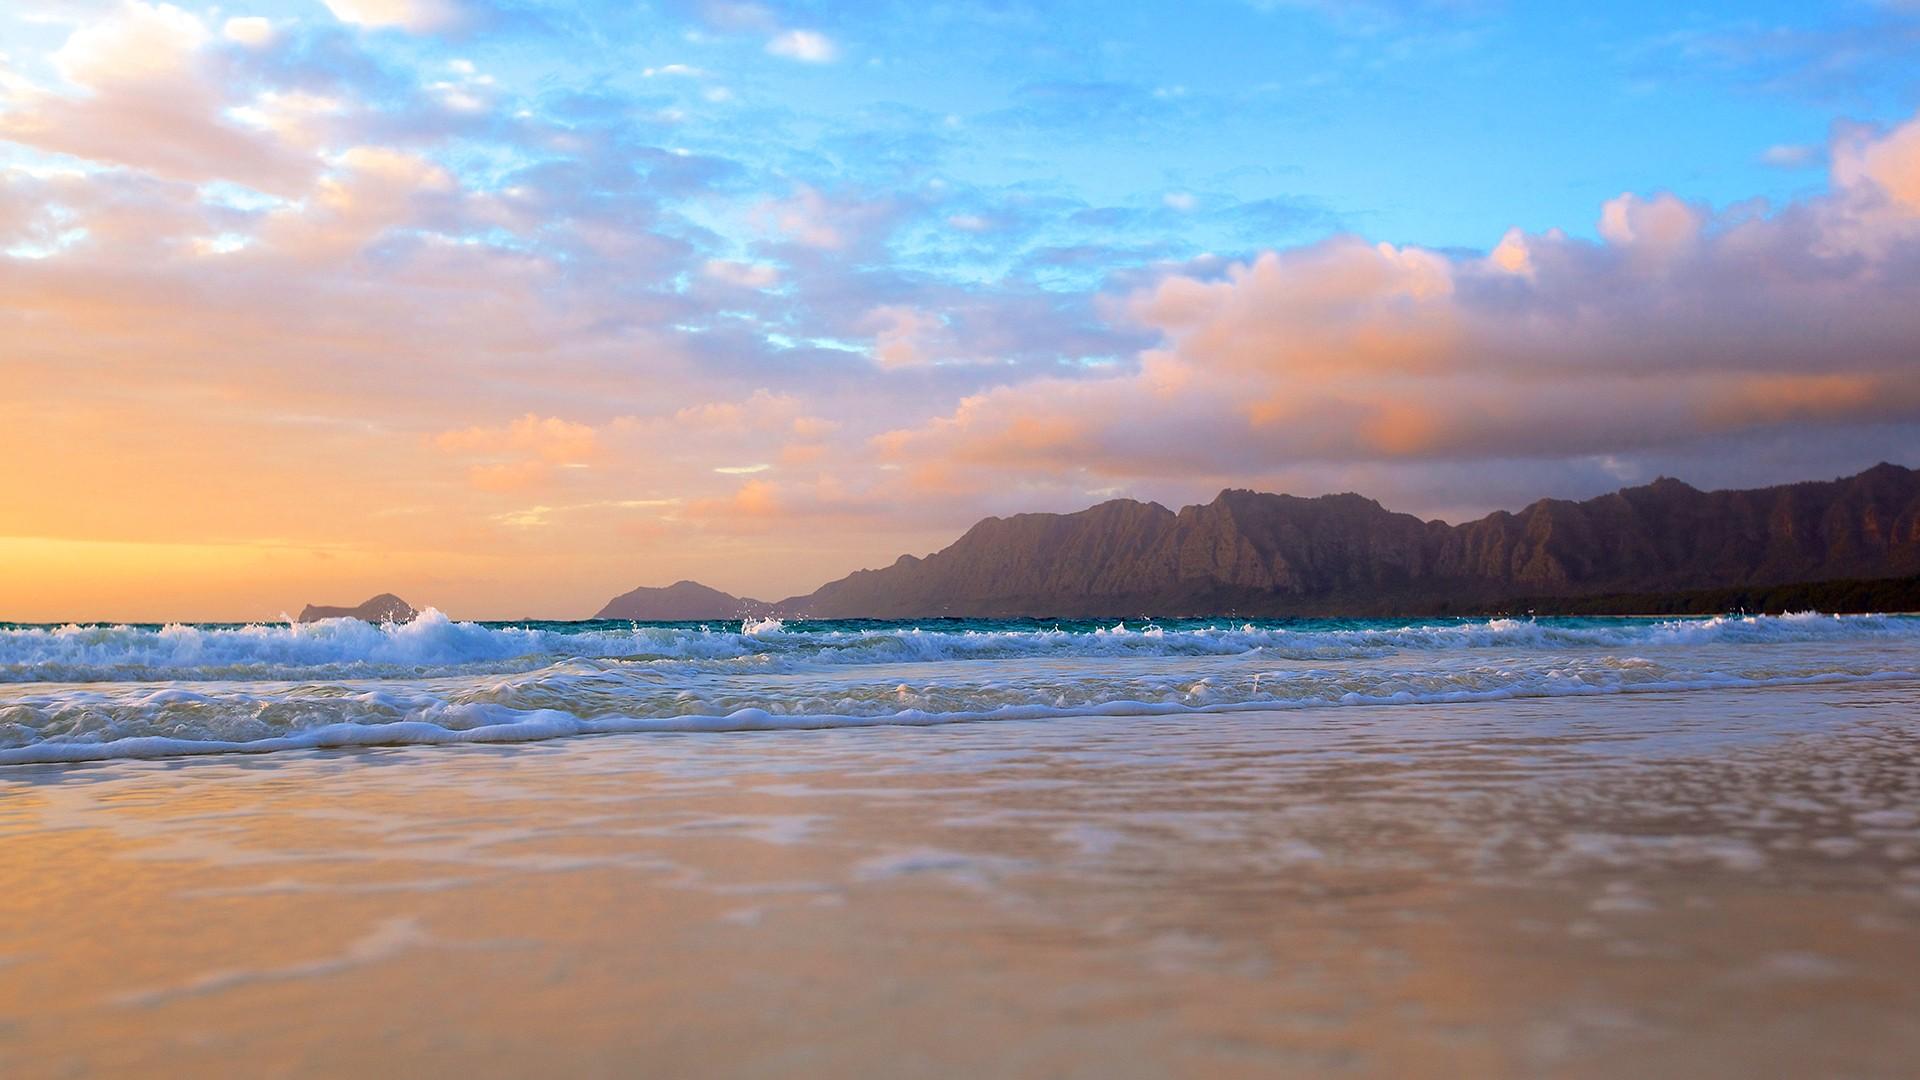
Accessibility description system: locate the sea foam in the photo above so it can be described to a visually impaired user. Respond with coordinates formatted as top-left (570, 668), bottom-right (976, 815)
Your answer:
top-left (1, 611), bottom-right (1915, 765)
top-left (1, 609), bottom-right (1913, 683)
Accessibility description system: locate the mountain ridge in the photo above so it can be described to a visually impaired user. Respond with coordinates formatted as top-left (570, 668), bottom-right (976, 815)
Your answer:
top-left (597, 463), bottom-right (1920, 619)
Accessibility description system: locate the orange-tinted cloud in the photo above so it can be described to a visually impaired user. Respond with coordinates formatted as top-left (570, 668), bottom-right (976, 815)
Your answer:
top-left (879, 111), bottom-right (1920, 489)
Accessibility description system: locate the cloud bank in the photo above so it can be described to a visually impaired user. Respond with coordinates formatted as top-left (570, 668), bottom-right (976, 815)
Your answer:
top-left (878, 124), bottom-right (1920, 500)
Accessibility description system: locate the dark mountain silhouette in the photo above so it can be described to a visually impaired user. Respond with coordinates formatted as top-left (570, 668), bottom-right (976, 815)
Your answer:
top-left (594, 580), bottom-right (775, 621)
top-left (758, 463), bottom-right (1920, 617)
top-left (297, 593), bottom-right (418, 623)
top-left (590, 464), bottom-right (1920, 619)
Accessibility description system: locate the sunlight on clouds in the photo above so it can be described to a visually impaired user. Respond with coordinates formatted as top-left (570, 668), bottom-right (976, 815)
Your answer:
top-left (1836, 112), bottom-right (1920, 210)
top-left (699, 478), bottom-right (781, 518)
top-left (435, 416), bottom-right (603, 492)
top-left (1597, 192), bottom-right (1704, 261)
top-left (766, 29), bottom-right (838, 63)
top-left (1486, 227), bottom-right (1534, 276)
top-left (2, 0), bottom-right (1919, 616)
top-left (52, 0), bottom-right (206, 85)
top-left (436, 415), bottom-right (600, 461)
top-left (864, 305), bottom-right (944, 368)
top-left (876, 112), bottom-right (1920, 494)
top-left (1, 2), bottom-right (316, 192)
top-left (321, 0), bottom-right (462, 33)
top-left (221, 16), bottom-right (275, 47)
top-left (675, 390), bottom-right (805, 434)
top-left (790, 416), bottom-right (842, 438)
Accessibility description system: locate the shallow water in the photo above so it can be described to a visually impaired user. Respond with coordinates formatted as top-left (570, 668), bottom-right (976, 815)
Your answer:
top-left (2, 681), bottom-right (1917, 1076)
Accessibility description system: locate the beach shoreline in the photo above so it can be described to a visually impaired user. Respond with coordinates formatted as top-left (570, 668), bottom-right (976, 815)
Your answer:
top-left (4, 682), bottom-right (1917, 1077)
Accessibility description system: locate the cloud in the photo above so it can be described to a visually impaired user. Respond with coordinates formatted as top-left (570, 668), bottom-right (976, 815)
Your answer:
top-left (1761, 143), bottom-right (1818, 169)
top-left (863, 305), bottom-right (944, 368)
top-left (681, 3), bottom-right (838, 64)
top-left (1834, 114), bottom-right (1920, 211)
top-left (752, 184), bottom-right (905, 252)
top-left (703, 258), bottom-right (780, 287)
top-left (876, 111), bottom-right (1920, 495)
top-left (320, 0), bottom-right (464, 33)
top-left (0, 2), bottom-right (318, 193)
top-left (434, 414), bottom-right (602, 489)
top-left (437, 413), bottom-right (599, 461)
top-left (259, 145), bottom-right (459, 257)
top-left (221, 16), bottom-right (276, 47)
top-left (766, 28), bottom-right (837, 62)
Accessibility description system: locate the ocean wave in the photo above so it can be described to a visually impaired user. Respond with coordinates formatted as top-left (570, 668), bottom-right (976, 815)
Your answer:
top-left (1, 609), bottom-right (1916, 683)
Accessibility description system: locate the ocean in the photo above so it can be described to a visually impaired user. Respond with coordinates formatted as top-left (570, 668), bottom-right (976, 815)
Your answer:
top-left (1, 611), bottom-right (1916, 764)
top-left (3, 613), bottom-right (1918, 1075)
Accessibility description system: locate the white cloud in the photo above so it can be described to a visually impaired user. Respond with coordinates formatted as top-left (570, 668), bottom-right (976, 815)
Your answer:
top-left (53, 0), bottom-right (207, 85)
top-left (766, 29), bottom-right (838, 63)
top-left (1761, 143), bottom-right (1817, 169)
top-left (1, 2), bottom-right (318, 192)
top-left (320, 0), bottom-right (462, 33)
top-left (221, 16), bottom-right (276, 48)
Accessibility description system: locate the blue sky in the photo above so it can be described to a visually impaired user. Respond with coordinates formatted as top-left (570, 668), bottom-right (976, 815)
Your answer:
top-left (12, 0), bottom-right (1910, 261)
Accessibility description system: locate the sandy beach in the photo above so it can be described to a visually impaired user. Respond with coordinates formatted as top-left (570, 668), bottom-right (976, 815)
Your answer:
top-left (4, 681), bottom-right (1917, 1078)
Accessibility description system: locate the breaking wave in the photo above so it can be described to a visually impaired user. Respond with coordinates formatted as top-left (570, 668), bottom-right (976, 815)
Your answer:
top-left (2, 609), bottom-right (1914, 684)
top-left (1, 611), bottom-right (1914, 765)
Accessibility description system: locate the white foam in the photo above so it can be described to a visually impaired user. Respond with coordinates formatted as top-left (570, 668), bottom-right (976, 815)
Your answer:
top-left (2, 610), bottom-right (1913, 765)
top-left (1, 666), bottom-right (1912, 767)
top-left (21, 609), bottom-right (1915, 684)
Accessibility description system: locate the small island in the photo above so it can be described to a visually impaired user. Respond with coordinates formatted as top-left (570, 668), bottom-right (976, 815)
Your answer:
top-left (295, 593), bottom-right (419, 624)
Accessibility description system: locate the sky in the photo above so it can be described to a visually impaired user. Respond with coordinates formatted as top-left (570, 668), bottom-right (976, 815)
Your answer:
top-left (3, 0), bottom-right (1920, 621)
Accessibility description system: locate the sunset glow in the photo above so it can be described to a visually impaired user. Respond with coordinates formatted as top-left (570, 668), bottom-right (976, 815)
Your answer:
top-left (4, 0), bottom-right (1919, 620)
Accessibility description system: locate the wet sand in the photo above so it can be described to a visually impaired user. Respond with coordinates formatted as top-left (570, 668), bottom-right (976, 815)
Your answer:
top-left (3, 682), bottom-right (1918, 1077)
